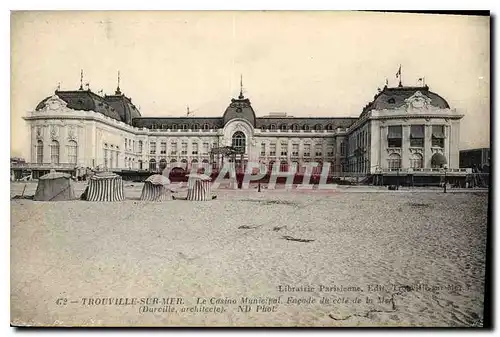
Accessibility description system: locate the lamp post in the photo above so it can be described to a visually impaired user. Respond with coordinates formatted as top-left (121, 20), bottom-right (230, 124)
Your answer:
top-left (443, 166), bottom-right (448, 193)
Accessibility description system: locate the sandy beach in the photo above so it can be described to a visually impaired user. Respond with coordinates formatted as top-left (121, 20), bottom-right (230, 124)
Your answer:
top-left (10, 182), bottom-right (488, 327)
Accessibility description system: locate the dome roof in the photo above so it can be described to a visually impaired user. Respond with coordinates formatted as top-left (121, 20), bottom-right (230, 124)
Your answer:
top-left (362, 85), bottom-right (450, 115)
top-left (35, 90), bottom-right (122, 121)
top-left (222, 94), bottom-right (256, 127)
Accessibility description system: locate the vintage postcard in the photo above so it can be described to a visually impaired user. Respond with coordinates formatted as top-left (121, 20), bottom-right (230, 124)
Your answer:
top-left (10, 11), bottom-right (490, 327)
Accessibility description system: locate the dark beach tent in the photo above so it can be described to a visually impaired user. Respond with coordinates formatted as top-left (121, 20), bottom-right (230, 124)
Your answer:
top-left (85, 172), bottom-right (125, 202)
top-left (431, 153), bottom-right (447, 168)
top-left (185, 173), bottom-right (215, 201)
top-left (34, 170), bottom-right (75, 201)
top-left (140, 174), bottom-right (173, 201)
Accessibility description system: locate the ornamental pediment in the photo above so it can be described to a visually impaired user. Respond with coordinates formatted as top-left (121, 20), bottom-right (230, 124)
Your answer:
top-left (404, 91), bottom-right (432, 111)
top-left (42, 95), bottom-right (68, 112)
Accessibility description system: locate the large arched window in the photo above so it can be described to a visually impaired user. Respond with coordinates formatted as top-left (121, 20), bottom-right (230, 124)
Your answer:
top-left (388, 153), bottom-right (401, 171)
top-left (232, 131), bottom-right (246, 153)
top-left (67, 140), bottom-right (78, 165)
top-left (36, 140), bottom-right (43, 164)
top-left (410, 153), bottom-right (423, 169)
top-left (159, 158), bottom-right (167, 170)
top-left (191, 159), bottom-right (199, 171)
top-left (149, 158), bottom-right (157, 171)
top-left (50, 140), bottom-right (60, 164)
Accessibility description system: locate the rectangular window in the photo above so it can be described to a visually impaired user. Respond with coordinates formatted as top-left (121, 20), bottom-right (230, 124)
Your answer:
top-left (410, 125), bottom-right (425, 147)
top-left (50, 142), bottom-right (60, 164)
top-left (340, 142), bottom-right (346, 156)
top-left (192, 142), bottom-right (199, 155)
top-left (280, 142), bottom-right (288, 156)
top-left (67, 142), bottom-right (78, 164)
top-left (181, 142), bottom-right (188, 155)
top-left (36, 142), bottom-right (43, 164)
top-left (170, 142), bottom-right (177, 155)
top-left (315, 144), bottom-right (322, 157)
top-left (260, 143), bottom-right (266, 156)
top-left (160, 142), bottom-right (167, 154)
top-left (388, 125), bottom-right (402, 148)
top-left (292, 144), bottom-right (299, 157)
top-left (303, 144), bottom-right (311, 157)
top-left (203, 142), bottom-right (209, 154)
top-left (103, 148), bottom-right (108, 168)
top-left (326, 145), bottom-right (334, 157)
top-left (432, 125), bottom-right (445, 148)
top-left (138, 141), bottom-right (143, 153)
top-left (270, 143), bottom-right (276, 156)
top-left (149, 142), bottom-right (156, 155)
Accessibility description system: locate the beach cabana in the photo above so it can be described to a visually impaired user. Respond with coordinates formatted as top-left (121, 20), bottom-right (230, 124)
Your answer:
top-left (140, 174), bottom-right (173, 201)
top-left (85, 172), bottom-right (125, 202)
top-left (186, 173), bottom-right (215, 201)
top-left (34, 170), bottom-right (75, 201)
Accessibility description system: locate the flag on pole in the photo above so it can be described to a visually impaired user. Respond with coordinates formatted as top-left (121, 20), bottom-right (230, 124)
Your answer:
top-left (396, 65), bottom-right (402, 78)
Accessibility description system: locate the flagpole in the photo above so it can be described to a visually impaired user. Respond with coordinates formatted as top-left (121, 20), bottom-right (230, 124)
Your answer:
top-left (399, 64), bottom-right (402, 87)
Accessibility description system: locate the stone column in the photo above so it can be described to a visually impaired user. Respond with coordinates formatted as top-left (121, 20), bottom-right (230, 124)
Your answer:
top-left (444, 124), bottom-right (450, 167)
top-left (424, 124), bottom-right (432, 168)
top-left (43, 126), bottom-right (51, 164)
top-left (401, 125), bottom-right (410, 169)
top-left (379, 125), bottom-right (387, 169)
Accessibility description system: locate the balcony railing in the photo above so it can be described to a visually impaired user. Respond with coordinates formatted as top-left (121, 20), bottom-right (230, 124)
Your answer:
top-left (11, 162), bottom-right (77, 169)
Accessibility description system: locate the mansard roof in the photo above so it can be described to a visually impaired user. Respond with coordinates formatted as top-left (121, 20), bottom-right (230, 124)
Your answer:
top-left (36, 90), bottom-right (122, 121)
top-left (361, 85), bottom-right (450, 116)
top-left (104, 92), bottom-right (141, 125)
top-left (132, 117), bottom-right (224, 129)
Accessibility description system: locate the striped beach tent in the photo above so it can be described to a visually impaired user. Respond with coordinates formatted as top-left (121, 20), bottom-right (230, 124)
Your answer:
top-left (85, 172), bottom-right (125, 202)
top-left (34, 170), bottom-right (75, 201)
top-left (140, 174), bottom-right (173, 201)
top-left (186, 173), bottom-right (214, 201)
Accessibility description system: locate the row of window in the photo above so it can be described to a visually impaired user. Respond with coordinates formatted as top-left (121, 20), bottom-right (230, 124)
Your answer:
top-left (145, 123), bottom-right (216, 130)
top-left (34, 140), bottom-right (78, 164)
top-left (261, 124), bottom-right (337, 131)
top-left (142, 123), bottom-right (339, 131)
top-left (387, 125), bottom-right (445, 148)
top-left (259, 142), bottom-right (334, 157)
top-left (148, 141), bottom-right (217, 155)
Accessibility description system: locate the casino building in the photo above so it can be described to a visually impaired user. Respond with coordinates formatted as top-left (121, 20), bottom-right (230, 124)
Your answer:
top-left (19, 75), bottom-right (467, 182)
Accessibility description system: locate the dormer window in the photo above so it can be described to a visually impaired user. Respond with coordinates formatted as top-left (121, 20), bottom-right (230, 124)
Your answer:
top-left (171, 124), bottom-right (177, 130)
top-left (303, 124), bottom-right (310, 131)
top-left (193, 124), bottom-right (200, 130)
top-left (269, 124), bottom-right (276, 131)
top-left (236, 107), bottom-right (242, 113)
top-left (280, 124), bottom-right (288, 131)
top-left (292, 124), bottom-right (300, 131)
top-left (181, 124), bottom-right (188, 130)
top-left (315, 124), bottom-right (323, 131)
top-left (202, 123), bottom-right (210, 130)
top-left (388, 98), bottom-right (396, 104)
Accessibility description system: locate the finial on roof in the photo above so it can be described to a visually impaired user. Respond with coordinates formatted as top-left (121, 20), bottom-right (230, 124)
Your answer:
top-left (115, 70), bottom-right (122, 95)
top-left (239, 74), bottom-right (244, 99)
top-left (56, 82), bottom-right (61, 92)
top-left (79, 69), bottom-right (84, 90)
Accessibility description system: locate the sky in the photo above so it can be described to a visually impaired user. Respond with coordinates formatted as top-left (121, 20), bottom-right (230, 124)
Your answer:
top-left (10, 11), bottom-right (490, 158)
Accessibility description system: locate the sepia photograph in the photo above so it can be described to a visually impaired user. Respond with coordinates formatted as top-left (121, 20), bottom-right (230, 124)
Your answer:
top-left (9, 10), bottom-right (490, 327)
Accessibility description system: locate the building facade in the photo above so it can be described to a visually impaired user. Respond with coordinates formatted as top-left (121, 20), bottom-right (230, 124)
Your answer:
top-left (21, 80), bottom-right (464, 178)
